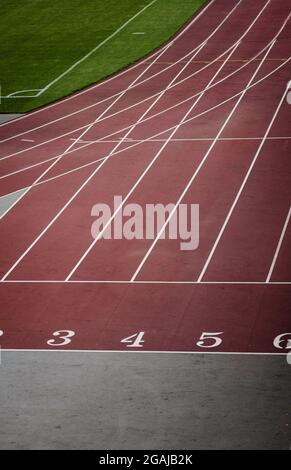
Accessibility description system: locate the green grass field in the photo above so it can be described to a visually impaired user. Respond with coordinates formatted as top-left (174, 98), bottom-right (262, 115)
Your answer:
top-left (0, 0), bottom-right (206, 113)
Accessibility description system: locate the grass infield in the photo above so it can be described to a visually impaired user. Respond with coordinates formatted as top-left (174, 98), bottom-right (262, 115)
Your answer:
top-left (0, 0), bottom-right (207, 113)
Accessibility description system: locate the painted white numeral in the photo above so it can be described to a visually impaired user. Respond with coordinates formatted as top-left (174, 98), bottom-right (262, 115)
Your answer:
top-left (121, 331), bottom-right (145, 348)
top-left (273, 333), bottom-right (291, 350)
top-left (0, 330), bottom-right (3, 337)
top-left (196, 331), bottom-right (224, 348)
top-left (47, 330), bottom-right (75, 346)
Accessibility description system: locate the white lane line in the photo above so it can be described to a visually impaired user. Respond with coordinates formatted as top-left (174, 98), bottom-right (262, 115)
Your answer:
top-left (2, 56), bottom-right (289, 192)
top-left (2, 0), bottom-right (159, 100)
top-left (197, 88), bottom-right (289, 282)
top-left (0, 41), bottom-right (208, 280)
top-left (0, 349), bottom-right (286, 356)
top-left (0, 40), bottom-right (174, 222)
top-left (131, 40), bottom-right (277, 282)
top-left (0, 0), bottom-right (244, 154)
top-left (65, 43), bottom-right (241, 282)
top-left (67, 136), bottom-right (291, 144)
top-left (0, 0), bottom-right (217, 134)
top-left (266, 206), bottom-right (291, 282)
top-left (1, 280), bottom-right (291, 285)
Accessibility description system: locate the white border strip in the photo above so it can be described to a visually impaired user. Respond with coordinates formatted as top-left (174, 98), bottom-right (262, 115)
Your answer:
top-left (1, 280), bottom-right (291, 284)
top-left (0, 348), bottom-right (286, 356)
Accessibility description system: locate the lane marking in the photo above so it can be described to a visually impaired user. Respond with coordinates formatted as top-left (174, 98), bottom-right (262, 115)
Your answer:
top-left (21, 138), bottom-right (35, 142)
top-left (197, 87), bottom-right (289, 282)
top-left (266, 206), bottom-right (291, 282)
top-left (67, 136), bottom-right (291, 144)
top-left (1, 280), bottom-right (291, 284)
top-left (0, 349), bottom-right (287, 356)
top-left (131, 40), bottom-right (277, 281)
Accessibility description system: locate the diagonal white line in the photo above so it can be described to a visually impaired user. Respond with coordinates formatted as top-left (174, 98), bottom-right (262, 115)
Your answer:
top-left (197, 86), bottom-right (289, 282)
top-left (266, 206), bottom-right (291, 282)
top-left (131, 40), bottom-right (277, 282)
top-left (65, 42), bottom-right (242, 282)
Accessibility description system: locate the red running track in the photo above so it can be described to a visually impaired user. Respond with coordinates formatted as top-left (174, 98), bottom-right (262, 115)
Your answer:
top-left (0, 0), bottom-right (290, 354)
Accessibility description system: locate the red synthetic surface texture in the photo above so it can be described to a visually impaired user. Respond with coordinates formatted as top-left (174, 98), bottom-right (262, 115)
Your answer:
top-left (0, 0), bottom-right (290, 353)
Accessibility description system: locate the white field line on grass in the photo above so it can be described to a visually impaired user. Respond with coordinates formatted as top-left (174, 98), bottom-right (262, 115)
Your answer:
top-left (0, 0), bottom-right (216, 127)
top-left (0, 39), bottom-right (176, 221)
top-left (0, 349), bottom-right (287, 356)
top-left (1, 0), bottom-right (159, 99)
top-left (65, 43), bottom-right (241, 282)
top-left (131, 40), bottom-right (276, 282)
top-left (197, 88), bottom-right (289, 282)
top-left (266, 206), bottom-right (291, 282)
top-left (0, 40), bottom-right (211, 280)
top-left (1, 56), bottom-right (290, 197)
top-left (0, 0), bottom-right (243, 150)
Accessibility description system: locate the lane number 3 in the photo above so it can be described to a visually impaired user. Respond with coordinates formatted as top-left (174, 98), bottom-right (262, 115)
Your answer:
top-left (47, 330), bottom-right (75, 346)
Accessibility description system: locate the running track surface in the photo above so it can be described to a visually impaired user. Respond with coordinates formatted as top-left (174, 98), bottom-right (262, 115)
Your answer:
top-left (0, 0), bottom-right (290, 354)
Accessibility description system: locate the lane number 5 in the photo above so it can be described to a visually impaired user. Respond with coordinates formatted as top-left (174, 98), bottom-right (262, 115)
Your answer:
top-left (196, 331), bottom-right (224, 348)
